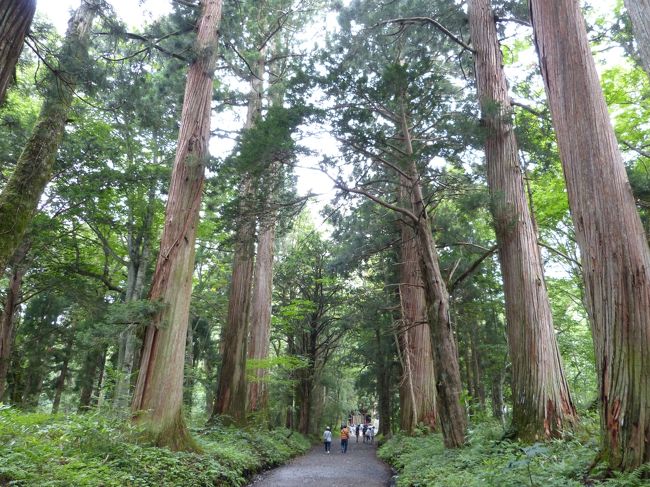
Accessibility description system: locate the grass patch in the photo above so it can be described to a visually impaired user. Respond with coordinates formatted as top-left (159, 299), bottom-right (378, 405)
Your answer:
top-left (0, 405), bottom-right (310, 486)
top-left (378, 417), bottom-right (649, 486)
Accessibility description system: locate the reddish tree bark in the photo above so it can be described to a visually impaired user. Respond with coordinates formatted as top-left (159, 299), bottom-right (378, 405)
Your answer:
top-left (131, 0), bottom-right (222, 450)
top-left (624, 0), bottom-right (650, 77)
top-left (212, 47), bottom-right (265, 424)
top-left (468, 0), bottom-right (576, 441)
top-left (531, 0), bottom-right (650, 469)
top-left (0, 0), bottom-right (36, 102)
top-left (398, 200), bottom-right (437, 433)
top-left (0, 243), bottom-right (28, 400)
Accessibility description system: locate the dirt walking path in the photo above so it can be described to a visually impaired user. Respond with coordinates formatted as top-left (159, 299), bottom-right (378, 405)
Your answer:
top-left (248, 438), bottom-right (392, 487)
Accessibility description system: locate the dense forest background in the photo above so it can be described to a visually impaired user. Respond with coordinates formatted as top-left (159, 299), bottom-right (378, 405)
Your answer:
top-left (1, 0), bottom-right (649, 485)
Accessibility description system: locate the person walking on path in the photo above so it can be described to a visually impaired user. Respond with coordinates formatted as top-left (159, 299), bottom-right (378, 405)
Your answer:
top-left (323, 426), bottom-right (332, 454)
top-left (340, 424), bottom-right (350, 454)
top-left (369, 426), bottom-right (375, 444)
top-left (355, 424), bottom-right (360, 443)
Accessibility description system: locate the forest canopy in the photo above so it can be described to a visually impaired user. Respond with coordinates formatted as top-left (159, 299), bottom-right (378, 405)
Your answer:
top-left (0, 0), bottom-right (649, 485)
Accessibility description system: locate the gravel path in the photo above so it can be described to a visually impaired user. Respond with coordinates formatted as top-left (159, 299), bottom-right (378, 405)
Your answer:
top-left (248, 438), bottom-right (391, 487)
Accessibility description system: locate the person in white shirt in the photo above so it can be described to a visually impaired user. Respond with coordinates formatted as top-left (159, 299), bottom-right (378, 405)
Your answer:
top-left (323, 426), bottom-right (332, 453)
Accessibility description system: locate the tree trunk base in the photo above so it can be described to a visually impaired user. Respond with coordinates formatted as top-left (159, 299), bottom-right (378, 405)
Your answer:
top-left (135, 410), bottom-right (200, 452)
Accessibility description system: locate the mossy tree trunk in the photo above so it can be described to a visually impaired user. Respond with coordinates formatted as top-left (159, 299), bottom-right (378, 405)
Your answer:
top-left (0, 0), bottom-right (36, 102)
top-left (468, 0), bottom-right (576, 441)
top-left (531, 0), bottom-right (650, 470)
top-left (131, 0), bottom-right (222, 451)
top-left (0, 0), bottom-right (97, 273)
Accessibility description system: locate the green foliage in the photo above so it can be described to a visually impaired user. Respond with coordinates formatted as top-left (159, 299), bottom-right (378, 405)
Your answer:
top-left (0, 407), bottom-right (310, 486)
top-left (378, 418), bottom-right (649, 486)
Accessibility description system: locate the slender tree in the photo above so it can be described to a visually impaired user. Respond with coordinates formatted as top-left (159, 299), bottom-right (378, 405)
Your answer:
top-left (131, 0), bottom-right (223, 450)
top-left (468, 0), bottom-right (576, 440)
top-left (0, 0), bottom-right (97, 273)
top-left (624, 0), bottom-right (650, 78)
top-left (0, 0), bottom-right (36, 103)
top-left (530, 0), bottom-right (650, 470)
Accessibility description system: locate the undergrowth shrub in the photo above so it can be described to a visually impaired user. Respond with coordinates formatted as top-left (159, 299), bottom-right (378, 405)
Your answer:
top-left (0, 405), bottom-right (310, 486)
top-left (378, 418), bottom-right (648, 487)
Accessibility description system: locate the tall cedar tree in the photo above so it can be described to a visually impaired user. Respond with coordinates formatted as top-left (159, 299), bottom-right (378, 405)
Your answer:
top-left (211, 52), bottom-right (264, 425)
top-left (624, 0), bottom-right (650, 77)
top-left (0, 0), bottom-right (36, 103)
top-left (468, 0), bottom-right (576, 440)
top-left (530, 0), bottom-right (650, 470)
top-left (0, 0), bottom-right (97, 272)
top-left (398, 182), bottom-right (437, 433)
top-left (131, 0), bottom-right (222, 450)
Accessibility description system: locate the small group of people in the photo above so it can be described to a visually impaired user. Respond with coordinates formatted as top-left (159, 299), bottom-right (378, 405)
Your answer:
top-left (355, 423), bottom-right (374, 444)
top-left (323, 423), bottom-right (374, 454)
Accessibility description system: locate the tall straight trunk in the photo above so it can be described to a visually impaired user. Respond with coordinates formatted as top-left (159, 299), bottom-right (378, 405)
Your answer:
top-left (376, 325), bottom-right (392, 436)
top-left (52, 334), bottom-right (73, 414)
top-left (469, 324), bottom-right (485, 409)
top-left (398, 209), bottom-right (437, 432)
top-left (397, 99), bottom-right (466, 447)
top-left (530, 0), bottom-right (650, 470)
top-left (183, 319), bottom-right (194, 411)
top-left (114, 186), bottom-right (156, 409)
top-left (247, 216), bottom-right (275, 413)
top-left (131, 0), bottom-right (222, 451)
top-left (0, 0), bottom-right (36, 103)
top-left (0, 243), bottom-right (28, 400)
top-left (212, 49), bottom-right (265, 424)
top-left (624, 0), bottom-right (650, 77)
top-left (469, 0), bottom-right (576, 440)
top-left (78, 348), bottom-right (101, 411)
top-left (0, 1), bottom-right (96, 272)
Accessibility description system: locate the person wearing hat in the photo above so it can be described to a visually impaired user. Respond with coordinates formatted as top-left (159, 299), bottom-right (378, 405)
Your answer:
top-left (323, 426), bottom-right (332, 453)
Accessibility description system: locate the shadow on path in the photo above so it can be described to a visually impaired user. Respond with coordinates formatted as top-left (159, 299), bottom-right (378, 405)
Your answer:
top-left (248, 439), bottom-right (391, 487)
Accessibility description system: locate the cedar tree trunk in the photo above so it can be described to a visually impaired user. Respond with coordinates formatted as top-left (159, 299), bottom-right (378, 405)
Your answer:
top-left (398, 104), bottom-right (466, 447)
top-left (469, 0), bottom-right (576, 440)
top-left (398, 201), bottom-right (437, 433)
top-left (0, 0), bottom-right (36, 102)
top-left (0, 243), bottom-right (28, 400)
top-left (531, 0), bottom-right (650, 469)
top-left (0, 1), bottom-right (96, 272)
top-left (212, 50), bottom-right (265, 424)
top-left (624, 0), bottom-right (650, 77)
top-left (131, 0), bottom-right (222, 451)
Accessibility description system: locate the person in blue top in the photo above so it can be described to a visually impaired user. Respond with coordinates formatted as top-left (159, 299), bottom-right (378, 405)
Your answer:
top-left (323, 426), bottom-right (332, 453)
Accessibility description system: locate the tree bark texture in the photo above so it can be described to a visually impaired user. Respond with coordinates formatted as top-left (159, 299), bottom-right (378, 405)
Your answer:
top-left (212, 49), bottom-right (265, 424)
top-left (398, 202), bottom-right (437, 433)
top-left (398, 107), bottom-right (466, 447)
top-left (624, 0), bottom-right (650, 78)
top-left (0, 1), bottom-right (96, 273)
top-left (531, 0), bottom-right (650, 469)
top-left (469, 0), bottom-right (576, 441)
top-left (131, 0), bottom-right (222, 451)
top-left (0, 0), bottom-right (36, 102)
top-left (247, 217), bottom-right (275, 413)
top-left (0, 243), bottom-right (28, 400)
top-left (212, 177), bottom-right (256, 424)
